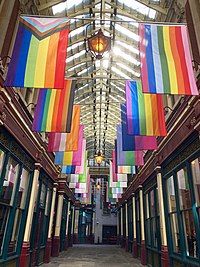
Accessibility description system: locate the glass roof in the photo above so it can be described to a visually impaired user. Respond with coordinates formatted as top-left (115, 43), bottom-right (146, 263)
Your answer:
top-left (38, 0), bottom-right (168, 160)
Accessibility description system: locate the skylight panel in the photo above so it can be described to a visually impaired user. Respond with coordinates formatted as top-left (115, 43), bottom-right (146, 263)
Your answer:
top-left (69, 26), bottom-right (86, 38)
top-left (77, 67), bottom-right (91, 76)
top-left (116, 15), bottom-right (138, 27)
top-left (115, 62), bottom-right (140, 77)
top-left (113, 47), bottom-right (140, 66)
top-left (115, 41), bottom-right (139, 55)
top-left (52, 0), bottom-right (83, 14)
top-left (67, 41), bottom-right (84, 52)
top-left (68, 62), bottom-right (86, 72)
top-left (115, 24), bottom-right (139, 41)
top-left (111, 67), bottom-right (131, 79)
top-left (110, 82), bottom-right (124, 93)
top-left (118, 0), bottom-right (157, 19)
top-left (52, 2), bottom-right (66, 14)
top-left (66, 50), bottom-right (86, 63)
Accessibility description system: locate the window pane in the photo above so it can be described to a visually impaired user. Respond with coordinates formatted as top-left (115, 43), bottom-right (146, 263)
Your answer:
top-left (167, 176), bottom-right (176, 212)
top-left (150, 190), bottom-right (155, 217)
top-left (177, 168), bottom-right (192, 210)
top-left (18, 169), bottom-right (30, 209)
top-left (170, 213), bottom-right (180, 253)
top-left (146, 219), bottom-right (151, 246)
top-left (182, 210), bottom-right (198, 258)
top-left (45, 189), bottom-right (52, 216)
top-left (152, 217), bottom-right (158, 248)
top-left (0, 204), bottom-right (9, 255)
top-left (0, 157), bottom-right (19, 205)
top-left (40, 183), bottom-right (46, 207)
top-left (191, 158), bottom-right (200, 206)
top-left (0, 149), bottom-right (5, 176)
top-left (8, 209), bottom-right (22, 254)
top-left (146, 194), bottom-right (149, 219)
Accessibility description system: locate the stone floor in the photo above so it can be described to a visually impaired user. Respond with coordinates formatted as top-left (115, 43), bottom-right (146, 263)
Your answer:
top-left (41, 244), bottom-right (144, 267)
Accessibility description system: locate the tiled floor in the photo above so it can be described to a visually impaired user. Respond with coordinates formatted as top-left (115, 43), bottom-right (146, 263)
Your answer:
top-left (41, 244), bottom-right (144, 267)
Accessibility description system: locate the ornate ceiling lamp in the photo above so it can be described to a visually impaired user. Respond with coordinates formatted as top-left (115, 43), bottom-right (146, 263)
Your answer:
top-left (95, 150), bottom-right (104, 165)
top-left (86, 29), bottom-right (111, 59)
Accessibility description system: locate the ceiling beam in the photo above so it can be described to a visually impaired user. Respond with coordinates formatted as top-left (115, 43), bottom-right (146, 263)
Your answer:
top-left (37, 0), bottom-right (65, 12)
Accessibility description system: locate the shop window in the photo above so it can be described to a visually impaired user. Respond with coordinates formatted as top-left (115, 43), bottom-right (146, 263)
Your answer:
top-left (0, 157), bottom-right (19, 205)
top-left (128, 201), bottom-right (133, 246)
top-left (167, 176), bottom-right (176, 212)
top-left (177, 168), bottom-right (192, 210)
top-left (169, 213), bottom-right (180, 253)
top-left (0, 204), bottom-right (9, 255)
top-left (7, 168), bottom-right (30, 254)
top-left (165, 164), bottom-right (200, 261)
top-left (191, 158), bottom-right (200, 207)
top-left (144, 187), bottom-right (160, 250)
top-left (0, 149), bottom-right (5, 176)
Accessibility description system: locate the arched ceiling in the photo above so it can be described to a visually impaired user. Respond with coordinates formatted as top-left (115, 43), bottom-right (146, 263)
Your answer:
top-left (34, 0), bottom-right (170, 160)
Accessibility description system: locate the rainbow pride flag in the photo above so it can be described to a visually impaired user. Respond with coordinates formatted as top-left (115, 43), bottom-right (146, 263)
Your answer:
top-left (61, 141), bottom-right (86, 174)
top-left (5, 16), bottom-right (69, 88)
top-left (120, 108), bottom-right (157, 151)
top-left (116, 138), bottom-right (144, 166)
top-left (33, 80), bottom-right (75, 132)
top-left (54, 138), bottom-right (85, 166)
top-left (109, 162), bottom-right (127, 188)
top-left (126, 81), bottom-right (166, 136)
top-left (139, 24), bottom-right (198, 95)
top-left (117, 166), bottom-right (136, 174)
top-left (48, 120), bottom-right (83, 151)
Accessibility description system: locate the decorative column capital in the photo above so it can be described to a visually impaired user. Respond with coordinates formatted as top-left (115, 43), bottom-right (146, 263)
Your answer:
top-left (34, 163), bottom-right (42, 171)
top-left (155, 166), bottom-right (161, 174)
top-left (53, 183), bottom-right (58, 191)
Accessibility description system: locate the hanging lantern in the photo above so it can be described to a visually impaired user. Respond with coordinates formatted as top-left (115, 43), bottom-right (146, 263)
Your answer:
top-left (95, 151), bottom-right (104, 165)
top-left (86, 29), bottom-right (111, 59)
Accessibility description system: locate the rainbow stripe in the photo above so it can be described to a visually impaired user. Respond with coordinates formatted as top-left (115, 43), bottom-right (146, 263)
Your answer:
top-left (116, 138), bottom-right (144, 166)
top-left (61, 141), bottom-right (86, 174)
top-left (120, 107), bottom-right (157, 150)
top-left (109, 161), bottom-right (127, 188)
top-left (117, 166), bottom-right (136, 174)
top-left (115, 135), bottom-right (144, 166)
top-left (5, 16), bottom-right (69, 88)
top-left (54, 138), bottom-right (85, 166)
top-left (33, 80), bottom-right (75, 132)
top-left (139, 24), bottom-right (198, 95)
top-left (126, 81), bottom-right (166, 136)
top-left (48, 122), bottom-right (83, 152)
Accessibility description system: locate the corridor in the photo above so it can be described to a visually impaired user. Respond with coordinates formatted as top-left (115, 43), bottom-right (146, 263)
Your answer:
top-left (41, 245), bottom-right (143, 267)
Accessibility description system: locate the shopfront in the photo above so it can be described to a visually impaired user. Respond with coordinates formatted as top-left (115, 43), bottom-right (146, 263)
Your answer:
top-left (143, 177), bottom-right (161, 267)
top-left (29, 171), bottom-right (53, 266)
top-left (0, 127), bottom-right (34, 266)
top-left (162, 133), bottom-right (200, 267)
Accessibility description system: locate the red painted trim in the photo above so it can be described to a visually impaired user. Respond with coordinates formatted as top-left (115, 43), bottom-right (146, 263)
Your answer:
top-left (140, 241), bottom-right (147, 265)
top-left (44, 238), bottom-right (52, 263)
top-left (19, 242), bottom-right (30, 267)
top-left (51, 236), bottom-right (60, 257)
top-left (161, 245), bottom-right (170, 267)
top-left (132, 239), bottom-right (138, 258)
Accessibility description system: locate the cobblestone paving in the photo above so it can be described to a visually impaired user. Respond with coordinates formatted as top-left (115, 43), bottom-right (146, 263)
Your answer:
top-left (41, 245), bottom-right (145, 267)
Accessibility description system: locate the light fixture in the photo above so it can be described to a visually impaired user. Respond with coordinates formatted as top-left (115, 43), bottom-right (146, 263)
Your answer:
top-left (86, 29), bottom-right (111, 60)
top-left (95, 151), bottom-right (104, 165)
top-left (96, 181), bottom-right (101, 190)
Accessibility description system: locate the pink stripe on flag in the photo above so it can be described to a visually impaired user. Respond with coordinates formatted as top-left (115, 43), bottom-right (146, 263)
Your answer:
top-left (181, 26), bottom-right (198, 95)
top-left (139, 24), bottom-right (149, 93)
top-left (71, 132), bottom-right (84, 165)
top-left (135, 136), bottom-right (157, 150)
